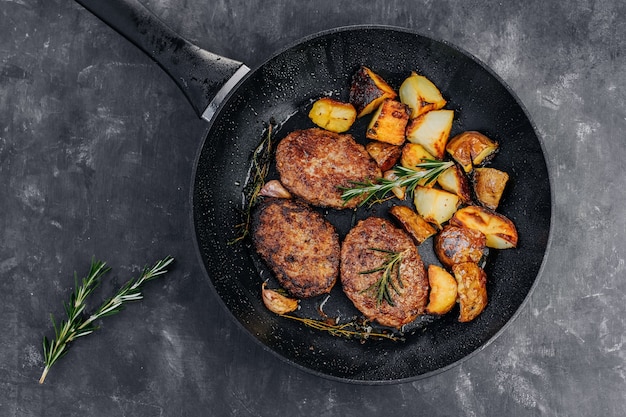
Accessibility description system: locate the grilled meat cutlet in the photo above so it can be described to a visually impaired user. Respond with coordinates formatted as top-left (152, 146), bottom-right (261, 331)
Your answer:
top-left (340, 217), bottom-right (429, 328)
top-left (275, 128), bottom-right (381, 209)
top-left (252, 198), bottom-right (340, 298)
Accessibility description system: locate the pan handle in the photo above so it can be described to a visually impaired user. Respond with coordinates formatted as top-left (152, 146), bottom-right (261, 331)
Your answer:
top-left (74, 0), bottom-right (250, 121)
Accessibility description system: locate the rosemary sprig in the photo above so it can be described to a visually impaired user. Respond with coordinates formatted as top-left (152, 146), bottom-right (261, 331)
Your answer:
top-left (281, 314), bottom-right (402, 341)
top-left (39, 256), bottom-right (174, 384)
top-left (340, 159), bottom-right (454, 207)
top-left (231, 120), bottom-right (276, 244)
top-left (359, 248), bottom-right (406, 307)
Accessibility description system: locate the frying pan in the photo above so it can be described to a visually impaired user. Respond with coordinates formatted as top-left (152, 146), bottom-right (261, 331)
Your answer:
top-left (75, 0), bottom-right (552, 383)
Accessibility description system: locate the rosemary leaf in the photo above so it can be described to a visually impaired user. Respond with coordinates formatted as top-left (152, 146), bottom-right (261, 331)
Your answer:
top-left (359, 248), bottom-right (405, 307)
top-left (39, 256), bottom-right (174, 384)
top-left (340, 159), bottom-right (454, 207)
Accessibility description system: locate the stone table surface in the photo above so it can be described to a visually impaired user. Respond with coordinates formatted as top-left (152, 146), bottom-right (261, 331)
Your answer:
top-left (2, 1), bottom-right (625, 416)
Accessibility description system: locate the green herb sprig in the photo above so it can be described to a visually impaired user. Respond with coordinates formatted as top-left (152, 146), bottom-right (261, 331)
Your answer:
top-left (231, 120), bottom-right (277, 244)
top-left (340, 159), bottom-right (454, 207)
top-left (359, 248), bottom-right (406, 307)
top-left (281, 314), bottom-right (402, 341)
top-left (39, 256), bottom-right (174, 384)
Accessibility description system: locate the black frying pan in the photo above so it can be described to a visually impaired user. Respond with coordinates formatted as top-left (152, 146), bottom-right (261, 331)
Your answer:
top-left (75, 0), bottom-right (552, 384)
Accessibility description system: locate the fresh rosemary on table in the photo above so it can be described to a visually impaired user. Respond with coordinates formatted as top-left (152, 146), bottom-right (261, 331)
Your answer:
top-left (340, 159), bottom-right (454, 207)
top-left (39, 256), bottom-right (174, 384)
top-left (359, 248), bottom-right (406, 307)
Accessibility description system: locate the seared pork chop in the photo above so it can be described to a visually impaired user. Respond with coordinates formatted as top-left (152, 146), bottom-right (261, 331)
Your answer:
top-left (340, 217), bottom-right (429, 328)
top-left (275, 128), bottom-right (381, 209)
top-left (252, 198), bottom-right (340, 298)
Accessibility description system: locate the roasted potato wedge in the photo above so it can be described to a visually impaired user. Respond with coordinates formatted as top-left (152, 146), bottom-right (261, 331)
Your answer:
top-left (389, 204), bottom-right (436, 244)
top-left (400, 143), bottom-right (435, 168)
top-left (405, 109), bottom-right (454, 159)
top-left (366, 99), bottom-right (410, 145)
top-left (426, 265), bottom-right (458, 315)
top-left (400, 143), bottom-right (437, 187)
top-left (349, 66), bottom-right (397, 118)
top-left (473, 167), bottom-right (509, 210)
top-left (446, 131), bottom-right (498, 173)
top-left (308, 97), bottom-right (357, 133)
top-left (434, 224), bottom-right (486, 269)
top-left (414, 186), bottom-right (460, 227)
top-left (437, 164), bottom-right (471, 203)
top-left (450, 205), bottom-right (518, 249)
top-left (399, 72), bottom-right (447, 118)
top-left (453, 262), bottom-right (487, 322)
top-left (366, 141), bottom-right (402, 172)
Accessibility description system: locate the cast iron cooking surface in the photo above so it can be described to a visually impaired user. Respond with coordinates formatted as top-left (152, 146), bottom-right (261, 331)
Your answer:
top-left (192, 26), bottom-right (551, 384)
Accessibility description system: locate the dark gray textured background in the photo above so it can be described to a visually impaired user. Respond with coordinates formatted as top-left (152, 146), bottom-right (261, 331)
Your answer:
top-left (2, 0), bottom-right (625, 416)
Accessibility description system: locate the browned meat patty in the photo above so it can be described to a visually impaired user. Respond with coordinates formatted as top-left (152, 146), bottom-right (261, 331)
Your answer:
top-left (434, 224), bottom-right (486, 270)
top-left (252, 198), bottom-right (340, 298)
top-left (275, 128), bottom-right (381, 209)
top-left (340, 217), bottom-right (429, 329)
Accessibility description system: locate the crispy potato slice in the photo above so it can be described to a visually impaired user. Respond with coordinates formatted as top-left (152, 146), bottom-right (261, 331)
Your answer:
top-left (366, 141), bottom-right (402, 172)
top-left (414, 186), bottom-right (460, 227)
top-left (450, 205), bottom-right (518, 249)
top-left (405, 109), bottom-right (454, 159)
top-left (308, 97), bottom-right (357, 133)
top-left (389, 205), bottom-right (436, 244)
top-left (473, 167), bottom-right (509, 210)
top-left (452, 262), bottom-right (487, 322)
top-left (349, 66), bottom-right (397, 118)
top-left (437, 164), bottom-right (471, 203)
top-left (426, 265), bottom-right (458, 315)
top-left (446, 131), bottom-right (498, 173)
top-left (399, 72), bottom-right (447, 118)
top-left (366, 99), bottom-right (410, 145)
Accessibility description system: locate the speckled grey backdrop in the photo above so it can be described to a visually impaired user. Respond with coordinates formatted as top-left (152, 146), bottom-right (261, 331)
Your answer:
top-left (2, 0), bottom-right (625, 416)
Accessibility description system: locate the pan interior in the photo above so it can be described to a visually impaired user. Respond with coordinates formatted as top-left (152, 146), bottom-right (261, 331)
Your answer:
top-left (192, 27), bottom-right (551, 383)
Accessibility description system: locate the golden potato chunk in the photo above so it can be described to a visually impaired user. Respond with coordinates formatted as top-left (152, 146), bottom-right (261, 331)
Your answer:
top-left (414, 186), bottom-right (460, 227)
top-left (446, 131), bottom-right (499, 173)
top-left (450, 205), bottom-right (518, 249)
top-left (453, 262), bottom-right (487, 322)
top-left (434, 224), bottom-right (486, 269)
top-left (473, 167), bottom-right (509, 210)
top-left (399, 72), bottom-right (447, 118)
top-left (366, 99), bottom-right (410, 145)
top-left (426, 265), bottom-right (458, 315)
top-left (437, 164), bottom-right (471, 203)
top-left (308, 97), bottom-right (357, 133)
top-left (366, 141), bottom-right (401, 172)
top-left (349, 66), bottom-right (397, 118)
top-left (405, 109), bottom-right (454, 159)
top-left (389, 204), bottom-right (436, 245)
top-left (400, 143), bottom-right (436, 187)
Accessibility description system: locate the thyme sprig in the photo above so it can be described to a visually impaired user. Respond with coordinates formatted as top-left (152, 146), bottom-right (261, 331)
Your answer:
top-left (231, 120), bottom-right (277, 244)
top-left (281, 314), bottom-right (402, 341)
top-left (340, 159), bottom-right (454, 207)
top-left (39, 256), bottom-right (174, 384)
top-left (360, 248), bottom-right (406, 307)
